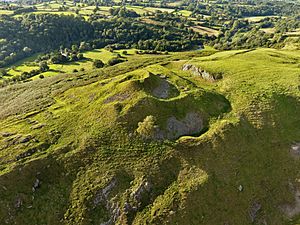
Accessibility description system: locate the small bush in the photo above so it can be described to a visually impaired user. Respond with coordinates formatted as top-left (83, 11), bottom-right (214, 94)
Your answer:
top-left (136, 115), bottom-right (158, 139)
top-left (93, 59), bottom-right (104, 68)
top-left (107, 57), bottom-right (124, 66)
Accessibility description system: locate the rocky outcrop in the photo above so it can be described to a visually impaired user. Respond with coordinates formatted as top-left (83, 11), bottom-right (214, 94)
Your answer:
top-left (130, 179), bottom-right (152, 206)
top-left (164, 112), bottom-right (203, 139)
top-left (93, 178), bottom-right (120, 225)
top-left (16, 142), bottom-right (50, 161)
top-left (152, 79), bottom-right (171, 99)
top-left (281, 190), bottom-right (300, 218)
top-left (249, 202), bottom-right (262, 222)
top-left (182, 64), bottom-right (222, 81)
top-left (138, 112), bottom-right (204, 140)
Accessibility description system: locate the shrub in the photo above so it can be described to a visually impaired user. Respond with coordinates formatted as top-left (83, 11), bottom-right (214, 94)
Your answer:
top-left (73, 69), bottom-right (78, 73)
top-left (77, 53), bottom-right (84, 60)
top-left (39, 74), bottom-right (45, 79)
top-left (39, 61), bottom-right (49, 72)
top-left (0, 69), bottom-right (8, 77)
top-left (93, 59), bottom-right (104, 68)
top-left (136, 115), bottom-right (158, 139)
top-left (107, 57), bottom-right (124, 66)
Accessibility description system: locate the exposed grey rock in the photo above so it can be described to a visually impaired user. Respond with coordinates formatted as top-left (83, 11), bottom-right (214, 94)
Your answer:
top-left (182, 64), bottom-right (221, 81)
top-left (131, 179), bottom-right (152, 204)
top-left (238, 185), bottom-right (243, 192)
top-left (290, 142), bottom-right (300, 158)
top-left (280, 189), bottom-right (300, 218)
top-left (165, 112), bottom-right (203, 139)
top-left (124, 201), bottom-right (137, 214)
top-left (249, 202), bottom-right (261, 222)
top-left (14, 197), bottom-right (22, 209)
top-left (94, 178), bottom-right (120, 225)
top-left (93, 178), bottom-right (117, 207)
top-left (152, 79), bottom-right (170, 99)
top-left (32, 178), bottom-right (40, 192)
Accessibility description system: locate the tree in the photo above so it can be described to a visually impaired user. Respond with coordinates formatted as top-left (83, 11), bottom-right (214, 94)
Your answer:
top-left (77, 53), bottom-right (84, 60)
top-left (0, 69), bottom-right (8, 77)
top-left (79, 42), bottom-right (91, 51)
top-left (136, 115), bottom-right (158, 139)
top-left (107, 57), bottom-right (124, 66)
top-left (39, 61), bottom-right (49, 72)
top-left (71, 44), bottom-right (78, 52)
top-left (93, 59), bottom-right (104, 68)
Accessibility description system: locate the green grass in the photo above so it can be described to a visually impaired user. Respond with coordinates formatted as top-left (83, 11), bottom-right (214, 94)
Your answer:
top-left (178, 10), bottom-right (192, 17)
top-left (0, 48), bottom-right (299, 225)
top-left (0, 10), bottom-right (14, 15)
top-left (3, 49), bottom-right (122, 79)
top-left (244, 15), bottom-right (281, 22)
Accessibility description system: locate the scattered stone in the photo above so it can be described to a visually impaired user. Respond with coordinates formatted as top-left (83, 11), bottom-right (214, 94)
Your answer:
top-left (32, 178), bottom-right (40, 192)
top-left (280, 189), bottom-right (300, 218)
top-left (238, 185), bottom-right (243, 192)
top-left (159, 74), bottom-right (167, 79)
top-left (93, 178), bottom-right (120, 225)
top-left (169, 210), bottom-right (175, 215)
top-left (249, 202), bottom-right (262, 222)
top-left (290, 142), bottom-right (300, 158)
top-left (16, 142), bottom-right (50, 161)
top-left (14, 197), bottom-right (22, 209)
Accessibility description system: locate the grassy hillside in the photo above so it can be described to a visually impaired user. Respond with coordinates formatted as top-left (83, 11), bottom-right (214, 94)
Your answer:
top-left (0, 48), bottom-right (299, 225)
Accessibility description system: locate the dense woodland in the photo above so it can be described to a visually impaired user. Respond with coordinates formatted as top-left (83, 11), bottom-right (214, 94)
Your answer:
top-left (0, 13), bottom-right (202, 67)
top-left (0, 0), bottom-right (299, 68)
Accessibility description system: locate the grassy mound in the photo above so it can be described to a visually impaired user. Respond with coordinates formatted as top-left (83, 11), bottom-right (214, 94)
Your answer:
top-left (0, 48), bottom-right (299, 225)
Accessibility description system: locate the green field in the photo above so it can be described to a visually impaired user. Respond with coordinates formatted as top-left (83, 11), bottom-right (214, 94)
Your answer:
top-left (3, 49), bottom-right (121, 80)
top-left (0, 10), bottom-right (14, 15)
top-left (244, 15), bottom-right (281, 22)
